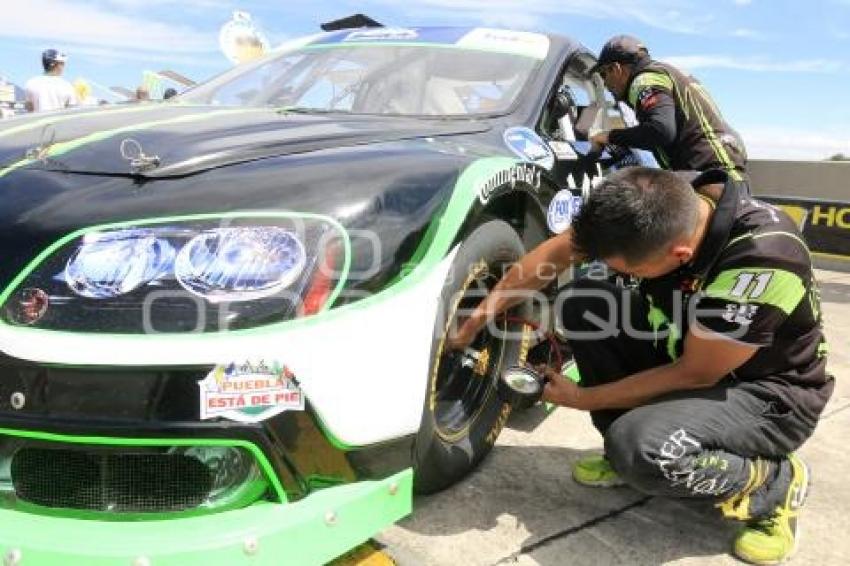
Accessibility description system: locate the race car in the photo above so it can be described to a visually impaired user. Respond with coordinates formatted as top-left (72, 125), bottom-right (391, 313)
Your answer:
top-left (0, 24), bottom-right (648, 565)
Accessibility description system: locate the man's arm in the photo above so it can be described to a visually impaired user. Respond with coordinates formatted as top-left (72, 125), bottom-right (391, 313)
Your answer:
top-left (447, 229), bottom-right (580, 349)
top-left (543, 323), bottom-right (758, 410)
top-left (604, 90), bottom-right (677, 150)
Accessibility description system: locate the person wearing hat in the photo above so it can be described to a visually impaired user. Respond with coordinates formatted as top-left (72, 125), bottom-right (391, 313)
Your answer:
top-left (591, 35), bottom-right (747, 182)
top-left (24, 49), bottom-right (78, 113)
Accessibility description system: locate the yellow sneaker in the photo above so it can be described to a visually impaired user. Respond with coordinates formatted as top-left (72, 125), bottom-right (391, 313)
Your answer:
top-left (732, 454), bottom-right (810, 565)
top-left (572, 454), bottom-right (626, 487)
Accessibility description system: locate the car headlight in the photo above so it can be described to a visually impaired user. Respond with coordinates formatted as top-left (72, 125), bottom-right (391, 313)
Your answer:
top-left (175, 227), bottom-right (306, 303)
top-left (65, 230), bottom-right (176, 299)
top-left (2, 214), bottom-right (348, 333)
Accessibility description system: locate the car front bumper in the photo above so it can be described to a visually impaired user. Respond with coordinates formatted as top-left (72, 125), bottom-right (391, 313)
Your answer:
top-left (0, 467), bottom-right (412, 565)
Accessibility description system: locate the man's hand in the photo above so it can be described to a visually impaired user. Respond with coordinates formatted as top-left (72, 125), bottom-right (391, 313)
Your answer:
top-left (445, 315), bottom-right (483, 351)
top-left (445, 231), bottom-right (578, 351)
top-left (537, 364), bottom-right (585, 409)
top-left (590, 131), bottom-right (610, 151)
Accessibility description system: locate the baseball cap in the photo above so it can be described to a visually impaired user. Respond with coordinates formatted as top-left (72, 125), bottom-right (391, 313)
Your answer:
top-left (591, 35), bottom-right (648, 73)
top-left (42, 49), bottom-right (68, 66)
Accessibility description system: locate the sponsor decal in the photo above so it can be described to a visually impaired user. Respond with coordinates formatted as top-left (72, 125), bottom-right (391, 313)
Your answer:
top-left (503, 127), bottom-right (555, 170)
top-left (199, 360), bottom-right (304, 423)
top-left (345, 28), bottom-right (419, 42)
top-left (549, 141), bottom-right (578, 160)
top-left (639, 92), bottom-right (661, 111)
top-left (808, 204), bottom-right (850, 229)
top-left (722, 303), bottom-right (758, 326)
top-left (477, 163), bottom-right (541, 204)
top-left (456, 28), bottom-right (550, 59)
top-left (761, 197), bottom-right (850, 260)
top-left (547, 190), bottom-right (582, 234)
top-left (219, 11), bottom-right (270, 65)
top-left (637, 87), bottom-right (664, 111)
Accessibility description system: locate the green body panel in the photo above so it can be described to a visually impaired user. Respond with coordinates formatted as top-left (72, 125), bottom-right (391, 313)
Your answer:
top-left (0, 468), bottom-right (412, 566)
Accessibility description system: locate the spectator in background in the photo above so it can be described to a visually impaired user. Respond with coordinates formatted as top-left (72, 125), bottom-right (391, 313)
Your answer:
top-left (135, 86), bottom-right (150, 101)
top-left (24, 49), bottom-right (78, 112)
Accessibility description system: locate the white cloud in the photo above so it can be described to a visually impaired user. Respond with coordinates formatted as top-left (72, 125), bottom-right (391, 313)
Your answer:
top-left (105, 0), bottom-right (227, 8)
top-left (733, 0), bottom-right (752, 5)
top-left (732, 28), bottom-right (766, 39)
top-left (367, 0), bottom-right (712, 35)
top-left (741, 127), bottom-right (850, 160)
top-left (66, 45), bottom-right (223, 70)
top-left (1, 0), bottom-right (217, 54)
top-left (661, 55), bottom-right (843, 73)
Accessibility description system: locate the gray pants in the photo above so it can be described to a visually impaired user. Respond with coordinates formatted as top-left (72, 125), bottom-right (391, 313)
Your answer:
top-left (560, 279), bottom-right (823, 518)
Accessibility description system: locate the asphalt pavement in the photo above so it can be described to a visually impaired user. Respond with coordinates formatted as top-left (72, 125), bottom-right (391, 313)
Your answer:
top-left (377, 268), bottom-right (850, 566)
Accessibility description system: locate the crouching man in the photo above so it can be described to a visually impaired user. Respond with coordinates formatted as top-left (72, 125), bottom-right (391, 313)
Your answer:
top-left (449, 167), bottom-right (832, 564)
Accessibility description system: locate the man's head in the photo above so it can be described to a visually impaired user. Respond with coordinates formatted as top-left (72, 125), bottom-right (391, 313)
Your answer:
top-left (593, 35), bottom-right (649, 100)
top-left (572, 167), bottom-right (701, 279)
top-left (41, 49), bottom-right (67, 74)
top-left (135, 86), bottom-right (150, 101)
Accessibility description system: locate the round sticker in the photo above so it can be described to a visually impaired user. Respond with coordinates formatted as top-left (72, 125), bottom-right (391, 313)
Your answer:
top-left (503, 127), bottom-right (555, 170)
top-left (547, 190), bottom-right (581, 234)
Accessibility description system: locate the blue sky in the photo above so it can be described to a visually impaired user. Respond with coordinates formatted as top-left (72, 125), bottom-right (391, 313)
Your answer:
top-left (2, 0), bottom-right (849, 159)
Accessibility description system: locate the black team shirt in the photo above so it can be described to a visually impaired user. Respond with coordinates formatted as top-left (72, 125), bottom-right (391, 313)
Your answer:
top-left (639, 170), bottom-right (833, 424)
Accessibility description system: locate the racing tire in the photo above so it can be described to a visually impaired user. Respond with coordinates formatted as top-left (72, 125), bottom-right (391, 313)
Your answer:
top-left (413, 220), bottom-right (530, 494)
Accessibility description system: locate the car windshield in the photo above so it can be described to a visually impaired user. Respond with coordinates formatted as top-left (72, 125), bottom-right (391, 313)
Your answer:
top-left (181, 44), bottom-right (541, 117)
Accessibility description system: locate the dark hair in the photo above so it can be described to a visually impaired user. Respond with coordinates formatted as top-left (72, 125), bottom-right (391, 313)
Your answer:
top-left (572, 167), bottom-right (699, 264)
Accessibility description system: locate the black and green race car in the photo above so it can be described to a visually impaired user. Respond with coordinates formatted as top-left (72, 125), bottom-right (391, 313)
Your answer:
top-left (0, 24), bottom-right (650, 565)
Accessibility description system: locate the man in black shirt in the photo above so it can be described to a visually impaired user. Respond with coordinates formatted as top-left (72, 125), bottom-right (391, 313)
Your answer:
top-left (449, 167), bottom-right (832, 564)
top-left (590, 35), bottom-right (748, 182)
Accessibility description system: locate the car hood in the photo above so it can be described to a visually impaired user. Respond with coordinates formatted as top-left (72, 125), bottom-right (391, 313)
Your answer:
top-left (0, 104), bottom-right (491, 177)
top-left (0, 106), bottom-right (504, 294)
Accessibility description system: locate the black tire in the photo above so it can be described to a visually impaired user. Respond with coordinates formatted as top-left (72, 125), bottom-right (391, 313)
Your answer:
top-left (413, 220), bottom-right (530, 494)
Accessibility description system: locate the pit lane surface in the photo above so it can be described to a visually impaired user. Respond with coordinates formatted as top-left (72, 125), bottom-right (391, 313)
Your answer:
top-left (376, 268), bottom-right (850, 566)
